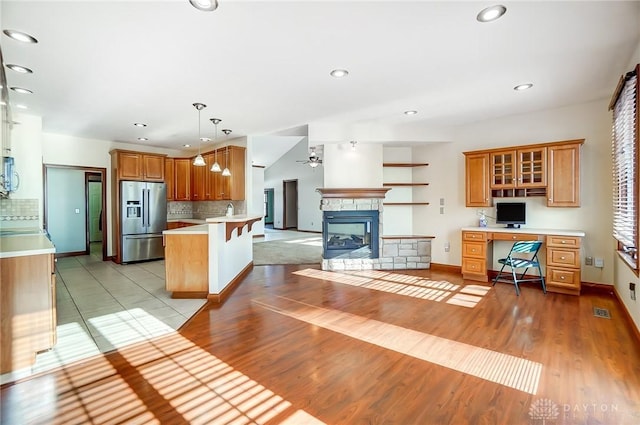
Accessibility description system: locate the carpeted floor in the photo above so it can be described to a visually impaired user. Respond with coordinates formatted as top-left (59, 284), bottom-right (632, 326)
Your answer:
top-left (253, 236), bottom-right (323, 265)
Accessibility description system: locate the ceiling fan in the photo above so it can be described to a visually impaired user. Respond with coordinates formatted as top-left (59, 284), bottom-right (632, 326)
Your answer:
top-left (297, 147), bottom-right (323, 168)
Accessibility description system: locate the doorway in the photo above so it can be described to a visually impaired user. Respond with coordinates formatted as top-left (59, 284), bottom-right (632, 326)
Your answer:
top-left (283, 179), bottom-right (298, 230)
top-left (44, 165), bottom-right (107, 260)
top-left (264, 188), bottom-right (274, 228)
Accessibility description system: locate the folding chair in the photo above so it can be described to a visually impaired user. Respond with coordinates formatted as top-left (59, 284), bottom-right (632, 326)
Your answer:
top-left (492, 240), bottom-right (546, 296)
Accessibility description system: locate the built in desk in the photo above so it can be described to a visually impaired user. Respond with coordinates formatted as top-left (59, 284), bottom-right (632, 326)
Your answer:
top-left (461, 226), bottom-right (586, 295)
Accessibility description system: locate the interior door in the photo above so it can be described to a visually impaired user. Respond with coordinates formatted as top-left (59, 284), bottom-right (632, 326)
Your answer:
top-left (283, 180), bottom-right (298, 229)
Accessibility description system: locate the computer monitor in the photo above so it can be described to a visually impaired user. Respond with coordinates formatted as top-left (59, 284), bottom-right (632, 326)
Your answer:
top-left (495, 202), bottom-right (526, 228)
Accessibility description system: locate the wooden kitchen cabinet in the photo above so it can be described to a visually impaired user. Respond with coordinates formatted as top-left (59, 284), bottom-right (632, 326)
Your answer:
top-left (164, 233), bottom-right (208, 297)
top-left (546, 235), bottom-right (581, 295)
top-left (547, 143), bottom-right (581, 207)
top-left (491, 147), bottom-right (546, 190)
top-left (1, 253), bottom-right (56, 374)
top-left (191, 156), bottom-right (207, 200)
top-left (464, 153), bottom-right (491, 207)
top-left (111, 150), bottom-right (166, 182)
top-left (205, 152), bottom-right (216, 200)
top-left (215, 146), bottom-right (246, 201)
top-left (461, 231), bottom-right (491, 280)
top-left (464, 139), bottom-right (582, 205)
top-left (174, 159), bottom-right (192, 201)
top-left (165, 158), bottom-right (175, 201)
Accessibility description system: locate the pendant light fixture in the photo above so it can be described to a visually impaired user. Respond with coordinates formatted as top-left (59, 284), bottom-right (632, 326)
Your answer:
top-left (221, 129), bottom-right (232, 177)
top-left (192, 102), bottom-right (207, 166)
top-left (210, 118), bottom-right (222, 172)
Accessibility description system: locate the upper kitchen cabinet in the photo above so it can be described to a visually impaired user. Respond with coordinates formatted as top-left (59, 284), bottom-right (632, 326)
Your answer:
top-left (215, 146), bottom-right (246, 201)
top-left (490, 146), bottom-right (546, 192)
top-left (464, 139), bottom-right (583, 207)
top-left (174, 158), bottom-right (191, 201)
top-left (464, 152), bottom-right (491, 207)
top-left (111, 150), bottom-right (166, 182)
top-left (165, 158), bottom-right (175, 201)
top-left (547, 142), bottom-right (582, 207)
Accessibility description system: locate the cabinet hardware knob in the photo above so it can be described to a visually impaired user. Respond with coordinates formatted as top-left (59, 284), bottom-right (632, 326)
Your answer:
top-left (561, 240), bottom-right (566, 244)
top-left (560, 276), bottom-right (565, 280)
top-left (560, 256), bottom-right (565, 260)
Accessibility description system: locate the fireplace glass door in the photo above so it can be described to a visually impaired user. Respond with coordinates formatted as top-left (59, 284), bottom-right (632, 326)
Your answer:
top-left (323, 211), bottom-right (379, 259)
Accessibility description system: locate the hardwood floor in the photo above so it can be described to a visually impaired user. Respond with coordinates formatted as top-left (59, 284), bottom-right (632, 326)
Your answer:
top-left (2, 265), bottom-right (640, 424)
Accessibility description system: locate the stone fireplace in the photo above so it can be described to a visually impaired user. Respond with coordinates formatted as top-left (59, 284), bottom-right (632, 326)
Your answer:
top-left (317, 188), bottom-right (433, 271)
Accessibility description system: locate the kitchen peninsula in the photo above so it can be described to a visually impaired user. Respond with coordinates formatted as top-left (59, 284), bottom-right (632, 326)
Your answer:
top-left (163, 214), bottom-right (262, 302)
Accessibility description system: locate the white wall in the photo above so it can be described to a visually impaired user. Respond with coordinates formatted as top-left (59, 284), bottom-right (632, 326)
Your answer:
top-left (9, 113), bottom-right (43, 227)
top-left (251, 165), bottom-right (265, 236)
top-left (264, 139), bottom-right (323, 232)
top-left (322, 143), bottom-right (383, 188)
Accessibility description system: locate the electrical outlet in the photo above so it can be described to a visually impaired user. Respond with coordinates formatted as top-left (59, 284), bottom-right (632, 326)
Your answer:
top-left (444, 241), bottom-right (450, 252)
top-left (439, 207), bottom-right (444, 215)
top-left (440, 198), bottom-right (445, 206)
top-left (585, 256), bottom-right (593, 266)
top-left (594, 257), bottom-right (604, 268)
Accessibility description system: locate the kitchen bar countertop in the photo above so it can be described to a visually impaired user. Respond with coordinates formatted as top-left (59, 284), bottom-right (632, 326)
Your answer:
top-left (167, 218), bottom-right (206, 224)
top-left (0, 234), bottom-right (56, 258)
top-left (163, 224), bottom-right (208, 235)
top-left (206, 214), bottom-right (263, 223)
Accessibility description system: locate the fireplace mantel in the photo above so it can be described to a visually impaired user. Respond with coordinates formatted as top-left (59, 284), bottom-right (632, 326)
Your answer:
top-left (316, 188), bottom-right (391, 199)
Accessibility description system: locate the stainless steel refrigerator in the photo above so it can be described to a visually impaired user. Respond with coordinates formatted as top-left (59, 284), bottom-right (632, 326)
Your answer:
top-left (120, 180), bottom-right (167, 263)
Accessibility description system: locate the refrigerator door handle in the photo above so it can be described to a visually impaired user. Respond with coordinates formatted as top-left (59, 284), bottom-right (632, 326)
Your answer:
top-left (146, 189), bottom-right (151, 230)
top-left (124, 234), bottom-right (164, 239)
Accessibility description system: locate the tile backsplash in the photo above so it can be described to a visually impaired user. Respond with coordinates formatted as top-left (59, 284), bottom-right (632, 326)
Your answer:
top-left (167, 200), bottom-right (246, 220)
top-left (0, 198), bottom-right (39, 221)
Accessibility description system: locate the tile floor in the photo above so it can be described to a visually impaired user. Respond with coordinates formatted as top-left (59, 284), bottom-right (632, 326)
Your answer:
top-left (1, 243), bottom-right (206, 385)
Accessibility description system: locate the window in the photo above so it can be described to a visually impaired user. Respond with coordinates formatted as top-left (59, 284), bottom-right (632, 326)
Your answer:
top-left (610, 64), bottom-right (639, 273)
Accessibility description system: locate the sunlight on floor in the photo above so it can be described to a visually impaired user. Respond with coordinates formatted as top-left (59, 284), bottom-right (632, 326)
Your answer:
top-left (8, 332), bottom-right (326, 425)
top-left (293, 268), bottom-right (491, 307)
top-left (282, 237), bottom-right (323, 247)
top-left (253, 296), bottom-right (542, 395)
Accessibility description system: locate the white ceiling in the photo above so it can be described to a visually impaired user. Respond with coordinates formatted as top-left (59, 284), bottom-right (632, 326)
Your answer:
top-left (2, 1), bottom-right (639, 167)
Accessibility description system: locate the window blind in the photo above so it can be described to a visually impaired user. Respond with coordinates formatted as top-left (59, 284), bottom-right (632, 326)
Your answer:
top-left (611, 67), bottom-right (638, 269)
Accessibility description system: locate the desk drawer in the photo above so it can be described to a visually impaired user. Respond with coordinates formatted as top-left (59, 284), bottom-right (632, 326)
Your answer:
top-left (463, 231), bottom-right (487, 242)
top-left (547, 248), bottom-right (580, 268)
top-left (547, 267), bottom-right (580, 290)
top-left (547, 235), bottom-right (581, 249)
top-left (492, 232), bottom-right (540, 242)
top-left (462, 257), bottom-right (486, 274)
top-left (463, 241), bottom-right (486, 258)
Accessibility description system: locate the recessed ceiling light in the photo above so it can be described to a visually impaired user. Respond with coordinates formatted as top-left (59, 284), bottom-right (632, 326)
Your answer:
top-left (15, 104), bottom-right (28, 110)
top-left (3, 29), bottom-right (38, 43)
top-left (183, 144), bottom-right (191, 147)
top-left (10, 87), bottom-right (33, 94)
top-left (404, 110), bottom-right (418, 115)
top-left (330, 69), bottom-right (349, 78)
top-left (137, 137), bottom-right (148, 141)
top-left (514, 83), bottom-right (533, 91)
top-left (134, 122), bottom-right (147, 127)
top-left (6, 64), bottom-right (33, 74)
top-left (189, 0), bottom-right (218, 12)
top-left (200, 137), bottom-right (211, 142)
top-left (476, 5), bottom-right (507, 22)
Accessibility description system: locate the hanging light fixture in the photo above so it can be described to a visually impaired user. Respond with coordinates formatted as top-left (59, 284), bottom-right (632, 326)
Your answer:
top-left (192, 103), bottom-right (207, 166)
top-left (209, 118), bottom-right (222, 172)
top-left (221, 129), bottom-right (232, 176)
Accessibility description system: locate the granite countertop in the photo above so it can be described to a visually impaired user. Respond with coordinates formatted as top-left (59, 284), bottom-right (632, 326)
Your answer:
top-left (0, 233), bottom-right (56, 258)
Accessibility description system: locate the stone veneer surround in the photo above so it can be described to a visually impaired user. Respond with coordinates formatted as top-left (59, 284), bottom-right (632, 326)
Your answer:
top-left (317, 188), bottom-right (433, 271)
